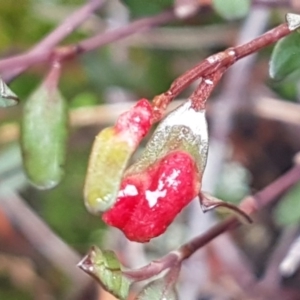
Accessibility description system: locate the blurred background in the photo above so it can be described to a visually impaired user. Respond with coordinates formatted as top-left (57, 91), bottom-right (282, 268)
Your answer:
top-left (1, 0), bottom-right (300, 299)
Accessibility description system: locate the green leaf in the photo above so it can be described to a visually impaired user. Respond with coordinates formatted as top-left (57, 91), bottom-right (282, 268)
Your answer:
top-left (21, 72), bottom-right (68, 189)
top-left (78, 246), bottom-right (131, 300)
top-left (0, 77), bottom-right (19, 107)
top-left (135, 268), bottom-right (179, 300)
top-left (269, 31), bottom-right (300, 81)
top-left (275, 183), bottom-right (300, 226)
top-left (212, 0), bottom-right (250, 20)
top-left (122, 0), bottom-right (173, 17)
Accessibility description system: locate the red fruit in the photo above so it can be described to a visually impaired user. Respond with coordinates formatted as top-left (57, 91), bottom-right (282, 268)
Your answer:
top-left (102, 150), bottom-right (201, 242)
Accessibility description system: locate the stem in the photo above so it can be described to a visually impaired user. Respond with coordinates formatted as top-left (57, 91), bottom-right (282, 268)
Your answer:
top-left (78, 10), bottom-right (175, 53)
top-left (123, 251), bottom-right (181, 282)
top-left (44, 61), bottom-right (62, 91)
top-left (183, 163), bottom-right (300, 259)
top-left (0, 10), bottom-right (176, 82)
top-left (152, 22), bottom-right (291, 116)
top-left (190, 68), bottom-right (226, 111)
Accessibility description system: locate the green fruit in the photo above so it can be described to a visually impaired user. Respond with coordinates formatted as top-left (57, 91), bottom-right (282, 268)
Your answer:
top-left (21, 81), bottom-right (68, 189)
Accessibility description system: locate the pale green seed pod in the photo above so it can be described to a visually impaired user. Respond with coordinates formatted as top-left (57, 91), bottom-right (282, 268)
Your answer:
top-left (21, 65), bottom-right (68, 189)
top-left (84, 128), bottom-right (134, 213)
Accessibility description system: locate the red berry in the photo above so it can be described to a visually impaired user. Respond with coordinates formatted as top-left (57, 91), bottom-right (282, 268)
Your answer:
top-left (102, 150), bottom-right (200, 242)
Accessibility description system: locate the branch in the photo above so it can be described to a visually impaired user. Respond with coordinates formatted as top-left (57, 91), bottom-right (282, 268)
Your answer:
top-left (0, 10), bottom-right (176, 82)
top-left (1, 0), bottom-right (105, 81)
top-left (123, 163), bottom-right (300, 281)
top-left (152, 20), bottom-right (292, 119)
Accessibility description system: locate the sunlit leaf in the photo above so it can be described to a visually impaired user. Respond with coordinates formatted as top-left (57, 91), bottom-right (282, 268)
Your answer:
top-left (78, 246), bottom-right (131, 300)
top-left (269, 31), bottom-right (300, 81)
top-left (21, 67), bottom-right (68, 189)
top-left (275, 183), bottom-right (300, 226)
top-left (212, 0), bottom-right (250, 20)
top-left (0, 77), bottom-right (19, 107)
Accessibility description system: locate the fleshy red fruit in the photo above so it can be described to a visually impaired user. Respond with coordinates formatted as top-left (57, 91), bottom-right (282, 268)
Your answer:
top-left (102, 150), bottom-right (200, 242)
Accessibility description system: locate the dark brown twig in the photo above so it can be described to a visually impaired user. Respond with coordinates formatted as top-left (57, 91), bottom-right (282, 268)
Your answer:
top-left (0, 10), bottom-right (176, 82)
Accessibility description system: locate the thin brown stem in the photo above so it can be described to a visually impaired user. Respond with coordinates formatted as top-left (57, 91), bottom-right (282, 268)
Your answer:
top-left (152, 22), bottom-right (291, 117)
top-left (0, 10), bottom-right (176, 82)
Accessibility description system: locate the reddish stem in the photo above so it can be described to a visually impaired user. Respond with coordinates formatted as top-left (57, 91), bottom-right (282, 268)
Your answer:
top-left (152, 23), bottom-right (291, 117)
top-left (190, 68), bottom-right (226, 111)
top-left (44, 61), bottom-right (62, 92)
top-left (0, 10), bottom-right (176, 82)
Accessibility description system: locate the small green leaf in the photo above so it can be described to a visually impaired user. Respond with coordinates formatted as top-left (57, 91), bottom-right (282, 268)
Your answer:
top-left (21, 68), bottom-right (68, 189)
top-left (275, 183), bottom-right (300, 226)
top-left (135, 267), bottom-right (179, 300)
top-left (269, 32), bottom-right (300, 81)
top-left (212, 0), bottom-right (250, 20)
top-left (0, 77), bottom-right (19, 107)
top-left (78, 246), bottom-right (131, 300)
